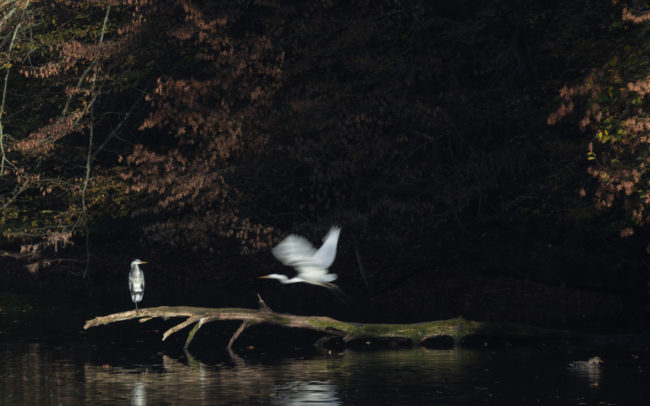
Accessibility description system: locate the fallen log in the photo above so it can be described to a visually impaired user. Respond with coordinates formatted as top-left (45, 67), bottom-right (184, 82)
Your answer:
top-left (83, 295), bottom-right (650, 352)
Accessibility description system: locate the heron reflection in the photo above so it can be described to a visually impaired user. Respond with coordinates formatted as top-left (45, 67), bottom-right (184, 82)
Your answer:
top-left (130, 381), bottom-right (146, 406)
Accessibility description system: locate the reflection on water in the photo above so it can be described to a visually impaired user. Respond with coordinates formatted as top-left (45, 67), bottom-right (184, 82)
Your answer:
top-left (1, 343), bottom-right (649, 405)
top-left (568, 358), bottom-right (603, 388)
top-left (271, 381), bottom-right (340, 405)
top-left (131, 381), bottom-right (146, 406)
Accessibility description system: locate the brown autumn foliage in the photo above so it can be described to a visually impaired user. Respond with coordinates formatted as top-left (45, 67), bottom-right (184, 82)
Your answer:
top-left (549, 6), bottom-right (650, 238)
top-left (123, 0), bottom-right (538, 263)
top-left (123, 0), bottom-right (282, 253)
top-left (0, 1), bottom-right (572, 267)
top-left (0, 0), bottom-right (155, 273)
top-left (2, 0), bottom-right (640, 292)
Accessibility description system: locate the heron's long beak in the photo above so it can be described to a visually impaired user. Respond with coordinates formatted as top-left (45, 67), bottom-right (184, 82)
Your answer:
top-left (258, 275), bottom-right (270, 279)
top-left (140, 261), bottom-right (148, 264)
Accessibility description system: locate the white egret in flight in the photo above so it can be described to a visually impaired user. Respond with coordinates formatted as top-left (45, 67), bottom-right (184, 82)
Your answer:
top-left (261, 226), bottom-right (346, 299)
top-left (129, 259), bottom-right (147, 311)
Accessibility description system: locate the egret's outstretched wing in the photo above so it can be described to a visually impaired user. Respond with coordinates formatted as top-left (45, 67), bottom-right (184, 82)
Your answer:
top-left (312, 226), bottom-right (340, 269)
top-left (266, 226), bottom-right (347, 299)
top-left (271, 234), bottom-right (317, 267)
top-left (269, 226), bottom-right (341, 289)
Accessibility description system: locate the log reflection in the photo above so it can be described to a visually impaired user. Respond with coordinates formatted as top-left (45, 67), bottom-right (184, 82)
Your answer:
top-left (2, 343), bottom-right (626, 405)
top-left (1, 344), bottom-right (480, 405)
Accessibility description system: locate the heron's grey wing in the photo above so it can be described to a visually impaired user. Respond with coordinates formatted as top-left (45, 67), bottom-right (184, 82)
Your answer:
top-left (271, 234), bottom-right (317, 267)
top-left (312, 226), bottom-right (341, 269)
top-left (129, 269), bottom-right (145, 297)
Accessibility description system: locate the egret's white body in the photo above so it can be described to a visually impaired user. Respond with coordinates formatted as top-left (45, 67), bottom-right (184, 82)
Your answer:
top-left (262, 226), bottom-right (345, 298)
top-left (129, 259), bottom-right (147, 311)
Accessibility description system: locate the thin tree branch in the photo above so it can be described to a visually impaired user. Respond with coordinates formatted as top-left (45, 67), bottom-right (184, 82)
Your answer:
top-left (227, 320), bottom-right (250, 351)
top-left (0, 1), bottom-right (29, 32)
top-left (81, 5), bottom-right (111, 278)
top-left (163, 316), bottom-right (200, 341)
top-left (0, 17), bottom-right (21, 176)
top-left (91, 89), bottom-right (146, 159)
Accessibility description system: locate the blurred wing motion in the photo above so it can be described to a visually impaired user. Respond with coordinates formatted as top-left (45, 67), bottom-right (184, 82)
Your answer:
top-left (266, 226), bottom-right (347, 301)
top-left (271, 226), bottom-right (341, 282)
top-left (271, 234), bottom-right (318, 268)
top-left (312, 226), bottom-right (341, 270)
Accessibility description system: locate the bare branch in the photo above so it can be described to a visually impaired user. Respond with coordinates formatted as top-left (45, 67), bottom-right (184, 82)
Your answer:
top-left (80, 5), bottom-right (111, 278)
top-left (163, 316), bottom-right (200, 341)
top-left (0, 16), bottom-right (22, 175)
top-left (227, 320), bottom-right (250, 351)
top-left (83, 301), bottom-right (645, 352)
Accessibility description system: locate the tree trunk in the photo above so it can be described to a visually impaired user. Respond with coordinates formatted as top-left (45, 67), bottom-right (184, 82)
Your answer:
top-left (83, 295), bottom-right (650, 352)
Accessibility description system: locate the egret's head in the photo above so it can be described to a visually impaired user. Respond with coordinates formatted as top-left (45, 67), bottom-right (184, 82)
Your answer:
top-left (131, 259), bottom-right (148, 266)
top-left (259, 273), bottom-right (289, 282)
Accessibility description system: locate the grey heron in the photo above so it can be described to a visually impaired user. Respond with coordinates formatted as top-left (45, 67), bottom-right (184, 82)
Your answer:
top-left (260, 226), bottom-right (347, 300)
top-left (129, 259), bottom-right (147, 311)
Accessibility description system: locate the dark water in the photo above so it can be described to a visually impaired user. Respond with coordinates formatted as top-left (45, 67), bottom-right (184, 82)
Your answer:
top-left (1, 292), bottom-right (650, 405)
top-left (2, 342), bottom-right (650, 404)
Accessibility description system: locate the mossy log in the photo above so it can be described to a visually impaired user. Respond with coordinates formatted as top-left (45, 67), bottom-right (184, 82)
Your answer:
top-left (83, 295), bottom-right (650, 352)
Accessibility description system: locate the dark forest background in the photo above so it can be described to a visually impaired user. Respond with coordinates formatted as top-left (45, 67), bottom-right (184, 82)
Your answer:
top-left (1, 0), bottom-right (650, 329)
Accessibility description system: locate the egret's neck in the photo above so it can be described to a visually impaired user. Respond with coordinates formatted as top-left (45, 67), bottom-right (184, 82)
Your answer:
top-left (266, 274), bottom-right (300, 284)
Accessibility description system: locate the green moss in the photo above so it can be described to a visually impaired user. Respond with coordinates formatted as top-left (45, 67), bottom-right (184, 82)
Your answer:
top-left (308, 318), bottom-right (355, 332)
top-left (183, 321), bottom-right (203, 348)
top-left (268, 313), bottom-right (291, 325)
